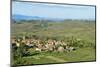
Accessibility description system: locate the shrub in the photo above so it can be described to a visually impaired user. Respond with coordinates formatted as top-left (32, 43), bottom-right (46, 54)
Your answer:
top-left (12, 43), bottom-right (31, 66)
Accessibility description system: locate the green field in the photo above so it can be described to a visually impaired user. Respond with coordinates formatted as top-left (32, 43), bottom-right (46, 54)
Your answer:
top-left (12, 20), bottom-right (95, 41)
top-left (12, 47), bottom-right (95, 66)
top-left (11, 20), bottom-right (96, 66)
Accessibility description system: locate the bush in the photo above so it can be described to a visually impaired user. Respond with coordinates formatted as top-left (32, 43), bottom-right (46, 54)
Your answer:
top-left (12, 43), bottom-right (30, 66)
top-left (66, 36), bottom-right (89, 48)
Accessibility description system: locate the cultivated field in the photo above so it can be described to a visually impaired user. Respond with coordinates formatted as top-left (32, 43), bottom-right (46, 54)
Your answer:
top-left (11, 20), bottom-right (96, 66)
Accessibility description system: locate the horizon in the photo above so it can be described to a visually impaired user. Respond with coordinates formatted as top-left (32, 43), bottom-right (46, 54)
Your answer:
top-left (12, 1), bottom-right (96, 20)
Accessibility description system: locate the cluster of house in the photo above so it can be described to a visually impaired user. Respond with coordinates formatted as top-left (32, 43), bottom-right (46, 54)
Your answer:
top-left (11, 36), bottom-right (75, 52)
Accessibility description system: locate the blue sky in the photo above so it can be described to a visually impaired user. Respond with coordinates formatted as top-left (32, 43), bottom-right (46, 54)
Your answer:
top-left (12, 1), bottom-right (95, 20)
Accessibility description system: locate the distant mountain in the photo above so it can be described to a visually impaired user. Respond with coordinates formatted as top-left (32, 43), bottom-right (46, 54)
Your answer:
top-left (12, 14), bottom-right (64, 21)
top-left (12, 15), bottom-right (43, 21)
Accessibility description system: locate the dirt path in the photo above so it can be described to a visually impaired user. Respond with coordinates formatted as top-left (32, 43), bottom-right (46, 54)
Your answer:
top-left (46, 56), bottom-right (66, 62)
top-left (23, 55), bottom-right (66, 62)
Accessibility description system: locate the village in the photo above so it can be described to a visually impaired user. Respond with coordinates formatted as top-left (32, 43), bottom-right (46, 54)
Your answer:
top-left (11, 36), bottom-right (76, 53)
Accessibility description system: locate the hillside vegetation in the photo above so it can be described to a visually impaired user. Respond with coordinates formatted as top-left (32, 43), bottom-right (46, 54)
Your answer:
top-left (11, 20), bottom-right (96, 66)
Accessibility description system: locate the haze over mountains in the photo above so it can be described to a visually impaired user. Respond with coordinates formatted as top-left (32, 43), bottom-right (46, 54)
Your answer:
top-left (12, 14), bottom-right (65, 21)
top-left (12, 14), bottom-right (95, 23)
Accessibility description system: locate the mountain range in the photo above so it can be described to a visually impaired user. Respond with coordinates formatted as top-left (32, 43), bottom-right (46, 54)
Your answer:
top-left (12, 15), bottom-right (64, 21)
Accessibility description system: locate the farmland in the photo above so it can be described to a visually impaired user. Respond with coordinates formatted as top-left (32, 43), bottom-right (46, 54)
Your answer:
top-left (11, 20), bottom-right (96, 66)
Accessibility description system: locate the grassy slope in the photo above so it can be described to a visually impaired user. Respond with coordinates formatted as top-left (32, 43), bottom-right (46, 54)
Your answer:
top-left (11, 21), bottom-right (95, 41)
top-left (15, 47), bottom-right (95, 65)
top-left (11, 20), bottom-right (96, 65)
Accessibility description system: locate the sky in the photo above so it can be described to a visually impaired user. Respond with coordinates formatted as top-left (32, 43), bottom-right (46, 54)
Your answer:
top-left (12, 1), bottom-right (96, 20)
